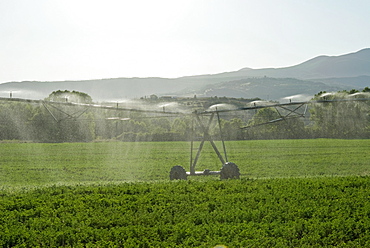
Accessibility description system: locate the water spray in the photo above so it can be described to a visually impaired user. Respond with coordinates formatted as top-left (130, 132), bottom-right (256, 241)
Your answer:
top-left (1, 94), bottom-right (369, 180)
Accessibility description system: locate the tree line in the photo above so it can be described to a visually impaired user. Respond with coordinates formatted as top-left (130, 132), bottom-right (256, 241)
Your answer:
top-left (0, 89), bottom-right (369, 142)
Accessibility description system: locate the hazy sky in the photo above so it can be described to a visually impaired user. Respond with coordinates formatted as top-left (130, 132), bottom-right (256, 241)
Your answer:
top-left (1, 0), bottom-right (369, 83)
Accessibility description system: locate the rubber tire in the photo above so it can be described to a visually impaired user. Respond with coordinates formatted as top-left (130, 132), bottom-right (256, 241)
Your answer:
top-left (170, 165), bottom-right (187, 180)
top-left (220, 162), bottom-right (240, 179)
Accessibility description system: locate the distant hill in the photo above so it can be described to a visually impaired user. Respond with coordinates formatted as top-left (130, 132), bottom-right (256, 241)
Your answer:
top-left (181, 77), bottom-right (341, 101)
top-left (234, 48), bottom-right (370, 79)
top-left (0, 48), bottom-right (369, 101)
top-left (0, 78), bottom-right (181, 101)
top-left (310, 75), bottom-right (370, 89)
top-left (175, 48), bottom-right (370, 81)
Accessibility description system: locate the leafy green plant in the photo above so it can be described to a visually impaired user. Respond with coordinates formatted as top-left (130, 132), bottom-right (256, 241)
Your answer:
top-left (1, 177), bottom-right (370, 247)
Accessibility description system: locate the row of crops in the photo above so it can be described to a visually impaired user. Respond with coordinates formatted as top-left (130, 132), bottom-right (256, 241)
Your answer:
top-left (1, 177), bottom-right (370, 247)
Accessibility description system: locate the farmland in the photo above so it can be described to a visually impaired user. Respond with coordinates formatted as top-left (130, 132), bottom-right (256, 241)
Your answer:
top-left (1, 139), bottom-right (370, 247)
top-left (1, 139), bottom-right (369, 187)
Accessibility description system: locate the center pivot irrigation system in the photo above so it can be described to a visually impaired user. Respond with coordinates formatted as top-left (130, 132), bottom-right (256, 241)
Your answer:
top-left (1, 95), bottom-right (370, 180)
top-left (171, 100), bottom-right (310, 180)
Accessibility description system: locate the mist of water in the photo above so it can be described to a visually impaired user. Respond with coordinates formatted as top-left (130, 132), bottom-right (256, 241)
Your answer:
top-left (208, 103), bottom-right (238, 111)
top-left (314, 91), bottom-right (370, 101)
top-left (0, 90), bottom-right (45, 99)
top-left (157, 102), bottom-right (190, 114)
top-left (348, 92), bottom-right (370, 98)
top-left (101, 99), bottom-right (191, 114)
top-left (281, 94), bottom-right (312, 102)
top-left (247, 100), bottom-right (274, 107)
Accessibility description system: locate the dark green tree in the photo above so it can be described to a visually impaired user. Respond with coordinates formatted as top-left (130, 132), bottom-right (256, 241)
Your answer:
top-left (46, 90), bottom-right (93, 103)
top-left (221, 118), bottom-right (245, 140)
top-left (245, 107), bottom-right (306, 139)
top-left (310, 91), bottom-right (370, 138)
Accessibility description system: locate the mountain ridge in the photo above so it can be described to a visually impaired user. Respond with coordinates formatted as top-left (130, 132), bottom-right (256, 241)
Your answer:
top-left (0, 48), bottom-right (369, 101)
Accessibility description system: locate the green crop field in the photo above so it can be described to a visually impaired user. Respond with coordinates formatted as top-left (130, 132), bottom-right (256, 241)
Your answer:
top-left (1, 139), bottom-right (370, 247)
top-left (0, 139), bottom-right (369, 187)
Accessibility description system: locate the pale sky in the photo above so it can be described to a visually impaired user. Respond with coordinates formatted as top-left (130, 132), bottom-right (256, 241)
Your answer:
top-left (1, 0), bottom-right (369, 83)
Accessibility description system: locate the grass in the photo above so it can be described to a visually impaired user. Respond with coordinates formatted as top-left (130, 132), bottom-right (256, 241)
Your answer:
top-left (228, 139), bottom-right (370, 178)
top-left (0, 139), bottom-right (369, 188)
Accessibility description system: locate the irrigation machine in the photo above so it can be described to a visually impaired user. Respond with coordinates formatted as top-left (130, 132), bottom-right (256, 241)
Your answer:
top-left (1, 94), bottom-right (370, 180)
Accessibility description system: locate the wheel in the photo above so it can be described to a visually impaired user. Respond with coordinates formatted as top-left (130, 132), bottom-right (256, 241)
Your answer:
top-left (220, 162), bottom-right (240, 179)
top-left (170, 165), bottom-right (187, 180)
